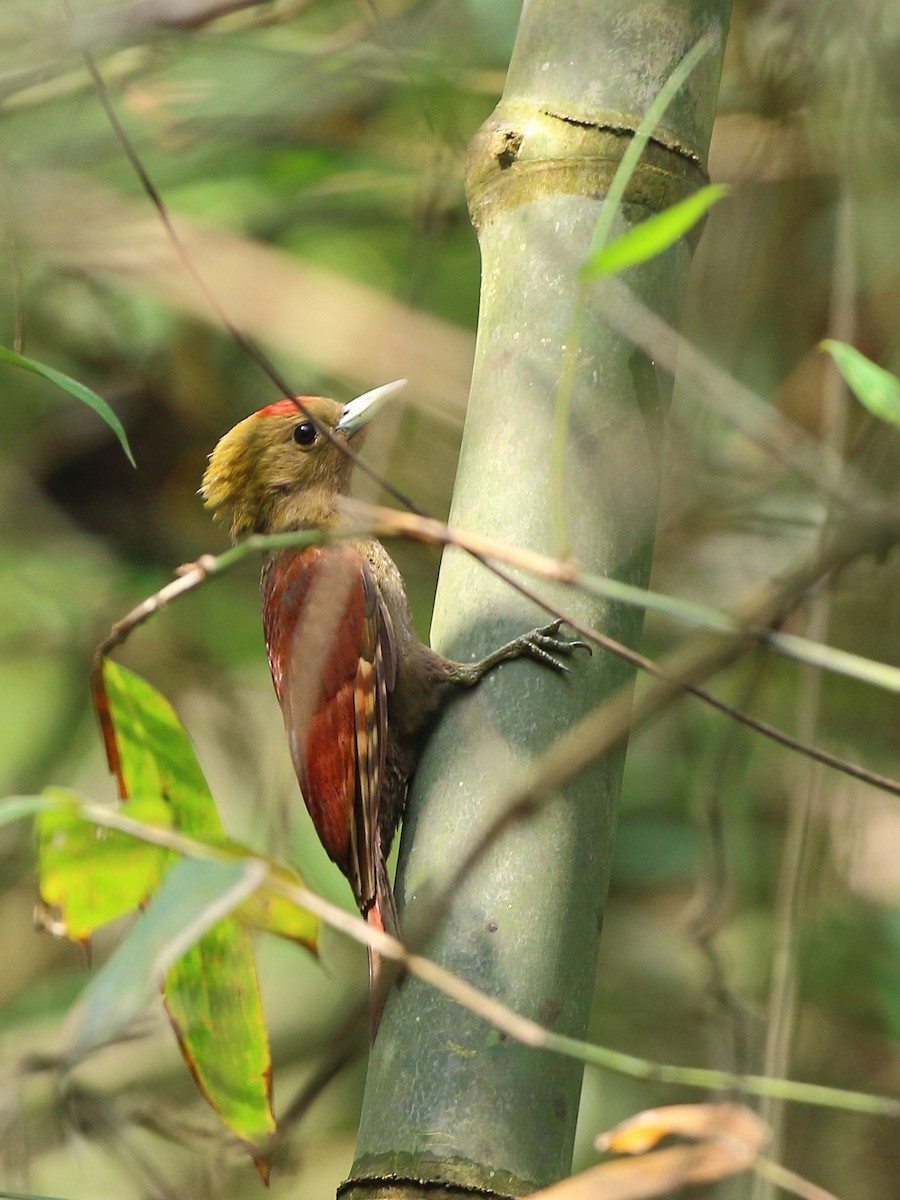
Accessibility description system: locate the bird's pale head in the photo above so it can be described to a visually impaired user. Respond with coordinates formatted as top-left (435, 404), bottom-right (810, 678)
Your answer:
top-left (201, 380), bottom-right (405, 540)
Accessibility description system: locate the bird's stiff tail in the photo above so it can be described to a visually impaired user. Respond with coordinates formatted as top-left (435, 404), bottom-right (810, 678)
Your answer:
top-left (365, 849), bottom-right (400, 1041)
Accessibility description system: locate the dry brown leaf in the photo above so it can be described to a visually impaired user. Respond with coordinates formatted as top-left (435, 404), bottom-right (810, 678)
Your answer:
top-left (596, 1101), bottom-right (768, 1157)
top-left (528, 1103), bottom-right (768, 1200)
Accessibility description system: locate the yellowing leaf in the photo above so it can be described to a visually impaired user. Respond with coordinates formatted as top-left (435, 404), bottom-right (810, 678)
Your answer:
top-left (165, 914), bottom-right (276, 1164)
top-left (88, 659), bottom-right (320, 1161)
top-left (37, 787), bottom-right (172, 941)
top-left (63, 850), bottom-right (277, 1164)
top-left (236, 858), bottom-right (320, 952)
top-left (92, 660), bottom-right (321, 951)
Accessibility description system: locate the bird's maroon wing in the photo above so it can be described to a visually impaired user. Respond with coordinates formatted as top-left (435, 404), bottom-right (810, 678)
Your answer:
top-left (261, 545), bottom-right (395, 915)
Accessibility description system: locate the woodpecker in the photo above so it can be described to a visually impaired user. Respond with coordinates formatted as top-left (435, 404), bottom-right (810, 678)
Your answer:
top-left (201, 381), bottom-right (587, 1016)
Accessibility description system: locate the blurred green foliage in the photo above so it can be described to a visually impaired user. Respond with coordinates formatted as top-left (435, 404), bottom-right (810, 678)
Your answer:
top-left (1, 1), bottom-right (899, 1198)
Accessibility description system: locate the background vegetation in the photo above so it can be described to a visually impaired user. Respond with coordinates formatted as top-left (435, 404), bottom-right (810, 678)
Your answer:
top-left (0, 1), bottom-right (898, 1197)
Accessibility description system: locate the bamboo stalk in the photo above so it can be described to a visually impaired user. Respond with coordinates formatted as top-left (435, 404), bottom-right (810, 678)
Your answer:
top-left (344, 4), bottom-right (733, 1197)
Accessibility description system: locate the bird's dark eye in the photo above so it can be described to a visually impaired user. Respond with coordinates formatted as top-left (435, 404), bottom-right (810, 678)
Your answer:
top-left (292, 420), bottom-right (318, 448)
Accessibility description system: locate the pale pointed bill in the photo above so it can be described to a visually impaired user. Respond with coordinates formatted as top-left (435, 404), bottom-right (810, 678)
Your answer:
top-left (335, 379), bottom-right (407, 437)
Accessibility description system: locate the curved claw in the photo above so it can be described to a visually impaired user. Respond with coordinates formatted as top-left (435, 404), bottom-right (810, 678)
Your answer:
top-left (528, 621), bottom-right (593, 658)
top-left (520, 621), bottom-right (592, 673)
top-left (523, 642), bottom-right (571, 672)
top-left (447, 620), bottom-right (592, 690)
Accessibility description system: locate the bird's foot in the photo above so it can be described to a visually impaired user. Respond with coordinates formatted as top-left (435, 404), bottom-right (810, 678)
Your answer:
top-left (501, 619), bottom-right (592, 673)
top-left (448, 619), bottom-right (591, 686)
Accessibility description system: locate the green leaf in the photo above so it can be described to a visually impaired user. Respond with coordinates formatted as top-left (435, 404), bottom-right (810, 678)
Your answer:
top-left (237, 857), bottom-right (320, 950)
top-left (0, 344), bottom-right (135, 466)
top-left (582, 184), bottom-right (729, 280)
top-left (585, 32), bottom-right (717, 263)
top-left (822, 340), bottom-right (900, 429)
top-left (165, 903), bottom-right (276, 1160)
top-left (37, 787), bottom-right (172, 941)
top-left (89, 661), bottom-right (320, 1158)
top-left (67, 856), bottom-right (265, 1062)
top-left (94, 660), bottom-right (321, 946)
top-left (95, 660), bottom-right (226, 839)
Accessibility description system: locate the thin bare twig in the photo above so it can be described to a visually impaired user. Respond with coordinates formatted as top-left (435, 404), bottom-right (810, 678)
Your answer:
top-left (94, 513), bottom-right (900, 799)
top-left (755, 1156), bottom-right (843, 1200)
top-left (349, 500), bottom-right (900, 693)
top-left (53, 799), bottom-right (900, 1119)
top-left (398, 517), bottom-right (900, 976)
top-left (87, 514), bottom-right (900, 1065)
top-left (683, 657), bottom-right (769, 1082)
top-left (66, 20), bottom-right (424, 518)
top-left (350, 502), bottom-right (900, 795)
